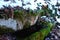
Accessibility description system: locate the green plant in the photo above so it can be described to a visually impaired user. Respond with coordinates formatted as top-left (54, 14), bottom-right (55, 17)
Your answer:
top-left (24, 22), bottom-right (53, 40)
top-left (14, 10), bottom-right (39, 29)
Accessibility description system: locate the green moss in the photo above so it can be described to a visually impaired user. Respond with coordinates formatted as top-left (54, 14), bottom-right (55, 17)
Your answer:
top-left (0, 26), bottom-right (15, 34)
top-left (24, 22), bottom-right (53, 40)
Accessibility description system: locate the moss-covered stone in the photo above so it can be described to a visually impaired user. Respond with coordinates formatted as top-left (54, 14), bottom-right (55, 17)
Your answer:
top-left (24, 22), bottom-right (53, 40)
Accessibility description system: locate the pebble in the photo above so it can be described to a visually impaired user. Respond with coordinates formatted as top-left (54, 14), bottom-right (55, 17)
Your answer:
top-left (45, 37), bottom-right (50, 40)
top-left (55, 35), bottom-right (58, 39)
top-left (0, 34), bottom-right (16, 40)
top-left (45, 25), bottom-right (60, 40)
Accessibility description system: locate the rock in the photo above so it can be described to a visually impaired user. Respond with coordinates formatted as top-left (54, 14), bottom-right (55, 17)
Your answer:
top-left (16, 21), bottom-right (23, 30)
top-left (57, 25), bottom-right (60, 29)
top-left (0, 18), bottom-right (17, 30)
top-left (51, 33), bottom-right (55, 36)
top-left (55, 35), bottom-right (58, 40)
top-left (45, 37), bottom-right (50, 40)
top-left (56, 32), bottom-right (60, 37)
top-left (50, 38), bottom-right (54, 40)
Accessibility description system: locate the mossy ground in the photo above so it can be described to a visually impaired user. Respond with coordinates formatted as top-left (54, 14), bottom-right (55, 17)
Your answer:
top-left (16, 23), bottom-right (53, 40)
